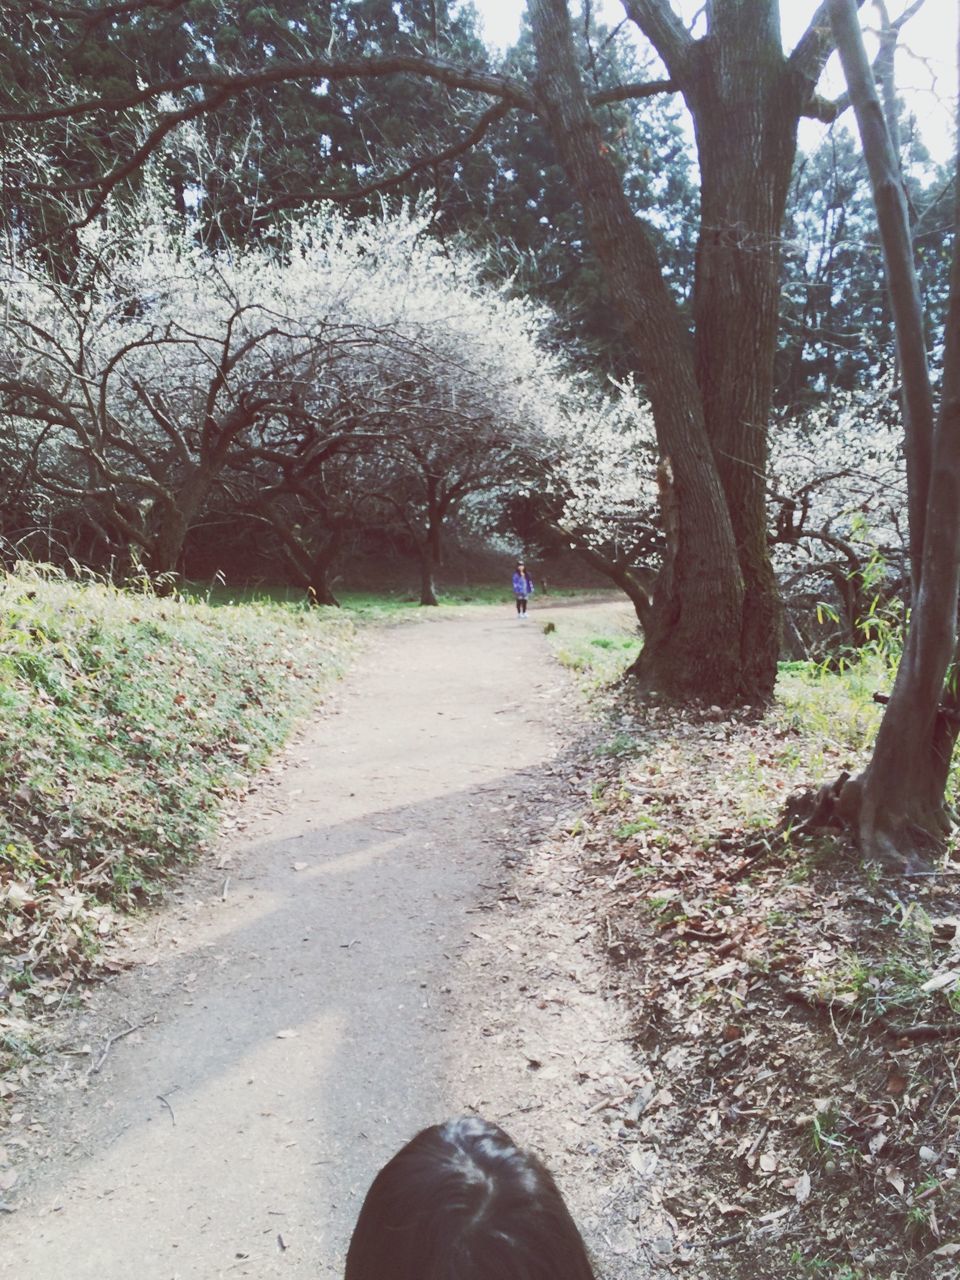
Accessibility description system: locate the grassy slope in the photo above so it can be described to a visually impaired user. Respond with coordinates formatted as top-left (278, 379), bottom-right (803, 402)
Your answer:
top-left (542, 617), bottom-right (959, 1280)
top-left (0, 573), bottom-right (359, 1011)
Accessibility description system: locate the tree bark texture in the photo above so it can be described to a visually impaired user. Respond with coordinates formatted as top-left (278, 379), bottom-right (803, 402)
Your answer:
top-left (682, 5), bottom-right (800, 697)
top-left (529, 0), bottom-right (747, 703)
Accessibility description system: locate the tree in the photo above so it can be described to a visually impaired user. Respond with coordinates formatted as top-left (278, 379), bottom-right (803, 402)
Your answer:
top-left (768, 386), bottom-right (907, 654)
top-left (3, 0), bottom-right (923, 704)
top-left (444, 10), bottom-right (699, 377)
top-left (0, 220), bottom-right (330, 576)
top-left (0, 203), bottom-right (578, 599)
top-left (530, 379), bottom-right (661, 625)
top-left (778, 101), bottom-right (951, 408)
top-left (825, 0), bottom-right (960, 870)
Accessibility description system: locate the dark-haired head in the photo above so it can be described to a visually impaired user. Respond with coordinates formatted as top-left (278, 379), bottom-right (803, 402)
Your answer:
top-left (345, 1115), bottom-right (597, 1280)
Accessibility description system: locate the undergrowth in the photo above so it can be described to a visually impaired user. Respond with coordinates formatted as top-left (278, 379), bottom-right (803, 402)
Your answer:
top-left (541, 602), bottom-right (642, 690)
top-left (552, 635), bottom-right (960, 1279)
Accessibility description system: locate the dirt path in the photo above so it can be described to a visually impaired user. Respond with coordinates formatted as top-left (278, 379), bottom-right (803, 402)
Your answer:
top-left (2, 602), bottom-right (655, 1280)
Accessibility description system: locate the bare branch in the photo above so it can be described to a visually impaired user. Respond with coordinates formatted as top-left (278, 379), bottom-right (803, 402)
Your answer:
top-left (620, 0), bottom-right (695, 80)
top-left (0, 54), bottom-right (535, 125)
top-left (791, 0), bottom-right (867, 85)
top-left (591, 77), bottom-right (676, 105)
top-left (253, 100), bottom-right (514, 215)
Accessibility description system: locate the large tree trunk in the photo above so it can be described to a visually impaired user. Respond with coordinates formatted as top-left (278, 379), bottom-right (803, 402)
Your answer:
top-left (828, 0), bottom-right (960, 870)
top-left (529, 0), bottom-right (747, 704)
top-left (144, 462), bottom-right (220, 581)
top-left (683, 5), bottom-right (799, 696)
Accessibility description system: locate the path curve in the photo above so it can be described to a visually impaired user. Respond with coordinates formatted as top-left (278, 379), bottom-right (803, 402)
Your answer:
top-left (2, 602), bottom-right (649, 1279)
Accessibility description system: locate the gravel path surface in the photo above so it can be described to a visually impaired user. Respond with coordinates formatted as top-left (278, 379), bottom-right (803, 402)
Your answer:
top-left (2, 602), bottom-right (651, 1280)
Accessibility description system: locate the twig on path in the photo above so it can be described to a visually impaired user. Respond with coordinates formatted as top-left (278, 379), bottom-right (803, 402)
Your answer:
top-left (221, 876), bottom-right (230, 901)
top-left (713, 1230), bottom-right (749, 1247)
top-left (157, 1085), bottom-right (180, 1125)
top-left (90, 1015), bottom-right (156, 1075)
top-left (585, 1089), bottom-right (633, 1116)
top-left (746, 1121), bottom-right (771, 1160)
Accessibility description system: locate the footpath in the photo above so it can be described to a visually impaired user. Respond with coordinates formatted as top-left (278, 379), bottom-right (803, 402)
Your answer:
top-left (1, 602), bottom-right (654, 1280)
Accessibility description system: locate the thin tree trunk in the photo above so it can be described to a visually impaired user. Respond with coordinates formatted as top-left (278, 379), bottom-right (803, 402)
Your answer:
top-left (258, 501), bottom-right (342, 606)
top-left (419, 543), bottom-right (439, 606)
top-left (830, 0), bottom-right (935, 595)
top-left (829, 0), bottom-right (960, 869)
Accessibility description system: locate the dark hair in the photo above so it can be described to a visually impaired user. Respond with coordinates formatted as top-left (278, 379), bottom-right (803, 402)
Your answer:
top-left (345, 1116), bottom-right (597, 1280)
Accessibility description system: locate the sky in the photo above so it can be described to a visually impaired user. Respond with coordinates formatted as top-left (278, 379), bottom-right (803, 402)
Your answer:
top-left (471, 0), bottom-right (957, 163)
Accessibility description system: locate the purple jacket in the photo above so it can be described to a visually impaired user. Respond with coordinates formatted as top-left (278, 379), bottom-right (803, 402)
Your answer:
top-left (512, 571), bottom-right (533, 597)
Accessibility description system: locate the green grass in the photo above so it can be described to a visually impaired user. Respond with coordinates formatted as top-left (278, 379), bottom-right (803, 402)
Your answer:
top-left (773, 655), bottom-right (888, 795)
top-left (0, 568), bottom-right (358, 992)
top-left (541, 602), bottom-right (641, 688)
top-left (188, 581), bottom-right (597, 617)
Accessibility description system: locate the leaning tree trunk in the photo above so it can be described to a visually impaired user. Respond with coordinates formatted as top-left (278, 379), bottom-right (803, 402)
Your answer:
top-left (828, 0), bottom-right (960, 870)
top-left (530, 0), bottom-right (747, 704)
top-left (551, 524), bottom-right (654, 629)
top-left (684, 7), bottom-right (802, 698)
top-left (290, 544), bottom-right (342, 607)
top-left (260, 502), bottom-right (343, 606)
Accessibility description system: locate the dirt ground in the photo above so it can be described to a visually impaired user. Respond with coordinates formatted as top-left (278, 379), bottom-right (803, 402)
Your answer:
top-left (0, 600), bottom-right (665, 1279)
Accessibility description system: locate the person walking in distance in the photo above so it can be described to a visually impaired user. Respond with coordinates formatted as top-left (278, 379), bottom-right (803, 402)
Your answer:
top-left (512, 561), bottom-right (534, 619)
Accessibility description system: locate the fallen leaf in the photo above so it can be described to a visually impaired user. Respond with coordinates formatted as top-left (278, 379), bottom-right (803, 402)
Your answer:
top-left (920, 970), bottom-right (959, 994)
top-left (795, 1171), bottom-right (811, 1204)
top-left (628, 1148), bottom-right (659, 1178)
top-left (886, 1069), bottom-right (908, 1096)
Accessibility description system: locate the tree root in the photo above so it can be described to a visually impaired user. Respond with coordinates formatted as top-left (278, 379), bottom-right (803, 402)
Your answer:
top-left (779, 771), bottom-right (950, 876)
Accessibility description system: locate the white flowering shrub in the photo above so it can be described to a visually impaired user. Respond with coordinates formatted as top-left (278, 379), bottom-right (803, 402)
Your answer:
top-left (0, 205), bottom-right (572, 579)
top-left (768, 385), bottom-right (907, 654)
top-left (541, 377), bottom-right (659, 557)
